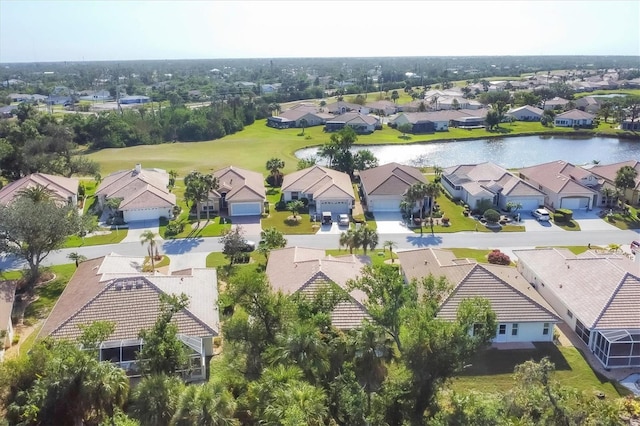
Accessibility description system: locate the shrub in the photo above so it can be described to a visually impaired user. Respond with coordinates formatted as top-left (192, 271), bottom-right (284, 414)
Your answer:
top-left (556, 208), bottom-right (573, 220)
top-left (488, 249), bottom-right (511, 265)
top-left (431, 211), bottom-right (443, 219)
top-left (483, 209), bottom-right (500, 223)
top-left (553, 213), bottom-right (566, 222)
top-left (12, 334), bottom-right (20, 346)
top-left (275, 200), bottom-right (286, 211)
top-left (441, 217), bottom-right (450, 226)
top-left (165, 220), bottom-right (185, 236)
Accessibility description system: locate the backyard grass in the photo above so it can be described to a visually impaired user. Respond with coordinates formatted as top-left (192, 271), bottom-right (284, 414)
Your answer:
top-left (553, 219), bottom-right (581, 231)
top-left (448, 343), bottom-right (623, 398)
top-left (325, 248), bottom-right (397, 266)
top-left (604, 205), bottom-right (640, 230)
top-left (205, 252), bottom-right (265, 280)
top-left (22, 263), bottom-right (76, 322)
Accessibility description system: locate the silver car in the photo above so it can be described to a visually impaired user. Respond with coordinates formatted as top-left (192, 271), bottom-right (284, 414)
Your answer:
top-left (531, 208), bottom-right (551, 221)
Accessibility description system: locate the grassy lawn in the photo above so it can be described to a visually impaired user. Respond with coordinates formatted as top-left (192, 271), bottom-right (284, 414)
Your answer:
top-left (448, 343), bottom-right (623, 398)
top-left (262, 210), bottom-right (316, 235)
top-left (604, 205), bottom-right (640, 230)
top-left (553, 219), bottom-right (581, 231)
top-left (325, 248), bottom-right (397, 266)
top-left (160, 216), bottom-right (232, 239)
top-left (449, 248), bottom-right (515, 265)
top-left (205, 252), bottom-right (265, 280)
top-left (64, 228), bottom-right (128, 248)
top-left (23, 263), bottom-right (76, 322)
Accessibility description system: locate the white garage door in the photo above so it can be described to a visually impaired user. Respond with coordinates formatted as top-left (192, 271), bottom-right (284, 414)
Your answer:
top-left (124, 207), bottom-right (167, 222)
top-left (560, 197), bottom-right (589, 209)
top-left (370, 198), bottom-right (401, 212)
top-left (512, 198), bottom-right (542, 211)
top-left (317, 200), bottom-right (351, 214)
top-left (230, 202), bottom-right (262, 216)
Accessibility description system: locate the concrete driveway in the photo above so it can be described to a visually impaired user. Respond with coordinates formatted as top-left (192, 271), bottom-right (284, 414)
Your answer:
top-left (121, 219), bottom-right (161, 243)
top-left (572, 209), bottom-right (620, 231)
top-left (316, 222), bottom-right (343, 235)
top-left (374, 212), bottom-right (413, 234)
top-left (231, 215), bottom-right (262, 236)
top-left (523, 216), bottom-right (557, 232)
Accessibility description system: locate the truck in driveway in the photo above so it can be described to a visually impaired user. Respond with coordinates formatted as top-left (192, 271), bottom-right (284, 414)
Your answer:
top-left (322, 211), bottom-right (332, 225)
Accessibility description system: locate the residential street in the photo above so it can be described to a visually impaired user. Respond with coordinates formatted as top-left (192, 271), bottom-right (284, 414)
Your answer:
top-left (1, 228), bottom-right (638, 271)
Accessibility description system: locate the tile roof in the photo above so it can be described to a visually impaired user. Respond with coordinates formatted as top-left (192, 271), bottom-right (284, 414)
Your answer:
top-left (281, 166), bottom-right (354, 201)
top-left (555, 109), bottom-right (596, 120)
top-left (518, 160), bottom-right (600, 194)
top-left (96, 165), bottom-right (175, 209)
top-left (359, 162), bottom-right (426, 197)
top-left (326, 112), bottom-right (379, 126)
top-left (513, 248), bottom-right (640, 329)
top-left (212, 166), bottom-right (266, 202)
top-left (266, 247), bottom-right (370, 329)
top-left (39, 255), bottom-right (219, 342)
top-left (590, 160), bottom-right (640, 191)
top-left (507, 105), bottom-right (544, 116)
top-left (397, 248), bottom-right (560, 323)
top-left (443, 162), bottom-right (545, 198)
top-left (0, 173), bottom-right (78, 206)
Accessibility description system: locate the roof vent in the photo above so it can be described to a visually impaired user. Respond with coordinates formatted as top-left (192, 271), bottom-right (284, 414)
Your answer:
top-left (115, 282), bottom-right (123, 290)
top-left (135, 279), bottom-right (144, 288)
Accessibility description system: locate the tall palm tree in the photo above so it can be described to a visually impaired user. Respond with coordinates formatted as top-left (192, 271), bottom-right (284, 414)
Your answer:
top-left (67, 252), bottom-right (87, 268)
top-left (271, 322), bottom-right (330, 384)
top-left (433, 164), bottom-right (443, 179)
top-left (352, 323), bottom-right (393, 415)
top-left (16, 185), bottom-right (54, 203)
top-left (405, 182), bottom-right (429, 234)
top-left (299, 118), bottom-right (308, 135)
top-left (384, 240), bottom-right (397, 263)
top-left (357, 226), bottom-right (379, 255)
top-left (425, 182), bottom-right (442, 235)
top-left (140, 230), bottom-right (159, 271)
top-left (172, 381), bottom-right (238, 426)
top-left (339, 228), bottom-right (358, 254)
top-left (266, 158), bottom-right (285, 187)
top-left (263, 381), bottom-right (327, 426)
top-left (600, 187), bottom-right (616, 207)
top-left (130, 374), bottom-right (184, 426)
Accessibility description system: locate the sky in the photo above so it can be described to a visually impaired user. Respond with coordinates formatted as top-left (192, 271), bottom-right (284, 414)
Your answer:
top-left (1, 0), bottom-right (639, 63)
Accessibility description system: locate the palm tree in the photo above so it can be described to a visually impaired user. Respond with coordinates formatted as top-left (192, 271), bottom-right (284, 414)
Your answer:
top-left (339, 228), bottom-right (358, 254)
top-left (67, 252), bottom-right (87, 268)
top-left (140, 230), bottom-right (160, 271)
top-left (16, 185), bottom-right (54, 203)
top-left (271, 322), bottom-right (329, 384)
top-left (600, 187), bottom-right (616, 207)
top-left (433, 164), bottom-right (443, 179)
top-left (287, 200), bottom-right (304, 219)
top-left (258, 227), bottom-right (287, 260)
top-left (168, 169), bottom-right (178, 191)
top-left (383, 240), bottom-right (397, 263)
top-left (405, 182), bottom-right (429, 234)
top-left (425, 182), bottom-right (442, 235)
top-left (263, 381), bottom-right (327, 426)
top-left (352, 323), bottom-right (392, 415)
top-left (266, 158), bottom-right (285, 187)
top-left (130, 374), bottom-right (184, 426)
top-left (299, 118), bottom-right (308, 135)
top-left (172, 381), bottom-right (238, 426)
top-left (357, 226), bottom-right (379, 255)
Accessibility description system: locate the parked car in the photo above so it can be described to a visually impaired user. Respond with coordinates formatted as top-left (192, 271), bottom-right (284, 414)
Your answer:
top-left (631, 241), bottom-right (639, 254)
top-left (338, 214), bottom-right (350, 227)
top-left (322, 211), bottom-right (332, 225)
top-left (531, 208), bottom-right (551, 221)
top-left (241, 240), bottom-right (256, 252)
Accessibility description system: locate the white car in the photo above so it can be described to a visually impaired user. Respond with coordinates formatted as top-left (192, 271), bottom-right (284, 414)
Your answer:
top-left (531, 208), bottom-right (551, 222)
top-left (338, 214), bottom-right (350, 227)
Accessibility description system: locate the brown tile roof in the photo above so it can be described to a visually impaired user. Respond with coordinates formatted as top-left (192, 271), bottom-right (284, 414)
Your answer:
top-left (327, 112), bottom-right (379, 126)
top-left (212, 166), bottom-right (266, 202)
top-left (397, 248), bottom-right (559, 323)
top-left (513, 248), bottom-right (640, 329)
top-left (0, 173), bottom-right (78, 206)
top-left (282, 166), bottom-right (354, 201)
top-left (39, 255), bottom-right (219, 342)
top-left (555, 109), bottom-right (595, 120)
top-left (590, 160), bottom-right (640, 191)
top-left (266, 247), bottom-right (370, 329)
top-left (359, 163), bottom-right (426, 196)
top-left (96, 165), bottom-right (175, 209)
top-left (0, 281), bottom-right (16, 330)
top-left (443, 162), bottom-right (545, 198)
top-left (518, 160), bottom-right (600, 194)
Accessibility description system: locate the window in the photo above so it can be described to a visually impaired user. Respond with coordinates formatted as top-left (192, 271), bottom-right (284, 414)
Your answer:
top-left (499, 324), bottom-right (506, 335)
top-left (543, 323), bottom-right (550, 335)
top-left (567, 310), bottom-right (573, 319)
top-left (512, 324), bottom-right (519, 336)
top-left (291, 192), bottom-right (299, 200)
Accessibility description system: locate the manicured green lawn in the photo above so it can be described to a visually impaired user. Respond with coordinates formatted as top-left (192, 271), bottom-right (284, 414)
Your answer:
top-left (604, 205), bottom-right (640, 230)
top-left (449, 248), bottom-right (515, 265)
top-left (262, 210), bottom-right (316, 235)
top-left (205, 252), bottom-right (265, 280)
top-left (64, 229), bottom-right (128, 248)
top-left (553, 219), bottom-right (581, 231)
top-left (325, 249), bottom-right (397, 267)
top-left (160, 216), bottom-right (232, 239)
top-left (448, 343), bottom-right (623, 398)
top-left (23, 263), bottom-right (76, 322)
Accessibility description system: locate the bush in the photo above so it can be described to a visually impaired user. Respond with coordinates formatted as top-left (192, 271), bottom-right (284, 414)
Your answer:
top-left (488, 249), bottom-right (511, 265)
top-left (553, 213), bottom-right (565, 222)
top-left (165, 220), bottom-right (185, 236)
top-left (555, 208), bottom-right (573, 220)
top-left (275, 200), bottom-right (286, 211)
top-left (483, 209), bottom-right (500, 223)
top-left (441, 217), bottom-right (450, 226)
top-left (12, 334), bottom-right (20, 346)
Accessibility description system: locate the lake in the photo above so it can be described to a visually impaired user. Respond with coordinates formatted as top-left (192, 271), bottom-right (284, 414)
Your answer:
top-left (295, 135), bottom-right (640, 169)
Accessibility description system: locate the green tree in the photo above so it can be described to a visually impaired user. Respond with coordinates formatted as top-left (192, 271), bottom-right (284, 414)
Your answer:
top-left (425, 182), bottom-right (442, 235)
top-left (505, 201), bottom-right (522, 214)
top-left (299, 118), bottom-right (308, 135)
top-left (130, 374), bottom-right (185, 426)
top-left (266, 157), bottom-right (285, 187)
top-left (258, 227), bottom-right (287, 260)
top-left (485, 110), bottom-right (500, 130)
top-left (383, 240), bottom-right (397, 263)
top-left (353, 149), bottom-right (379, 171)
top-left (355, 225), bottom-right (378, 255)
top-left (286, 199), bottom-right (304, 219)
top-left (297, 156), bottom-right (317, 170)
top-left (405, 182), bottom-right (429, 234)
top-left (171, 380), bottom-right (238, 426)
top-left (339, 228), bottom-right (358, 254)
top-left (614, 165), bottom-right (638, 203)
top-left (140, 230), bottom-right (160, 270)
top-left (184, 171), bottom-right (218, 221)
top-left (391, 90), bottom-right (399, 103)
top-left (220, 226), bottom-right (248, 265)
top-left (352, 323), bottom-right (393, 415)
top-left (137, 293), bottom-right (190, 376)
top-left (263, 380), bottom-right (328, 426)
top-left (0, 196), bottom-right (80, 288)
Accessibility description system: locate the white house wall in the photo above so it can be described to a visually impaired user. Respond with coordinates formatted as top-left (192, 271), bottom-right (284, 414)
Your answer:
top-left (492, 322), bottom-right (554, 343)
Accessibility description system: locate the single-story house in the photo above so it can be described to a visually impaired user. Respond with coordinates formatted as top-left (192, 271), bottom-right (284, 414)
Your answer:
top-left (450, 115), bottom-right (485, 128)
top-left (365, 100), bottom-right (398, 116)
top-left (436, 96), bottom-right (483, 110)
top-left (0, 105), bottom-right (16, 118)
top-left (390, 109), bottom-right (488, 133)
top-left (514, 248), bottom-right (640, 369)
top-left (9, 93), bottom-right (48, 103)
top-left (359, 162), bottom-right (427, 212)
top-left (119, 95), bottom-right (151, 104)
top-left (518, 160), bottom-right (600, 210)
top-left (506, 105), bottom-right (544, 121)
top-left (265, 247), bottom-right (370, 329)
top-left (590, 160), bottom-right (640, 205)
top-left (554, 109), bottom-right (595, 127)
top-left (38, 254), bottom-right (219, 379)
top-left (0, 281), bottom-right (17, 362)
top-left (325, 112), bottom-right (379, 134)
top-left (266, 107), bottom-right (329, 129)
top-left (96, 164), bottom-right (176, 222)
top-left (575, 96), bottom-right (601, 114)
top-left (442, 162), bottom-right (546, 212)
top-left (0, 173), bottom-right (78, 207)
top-left (200, 166), bottom-right (266, 217)
top-left (327, 101), bottom-right (369, 115)
top-left (281, 166), bottom-right (355, 216)
top-left (79, 90), bottom-right (112, 101)
top-left (398, 99), bottom-right (430, 113)
top-left (621, 119), bottom-right (640, 131)
top-left (542, 97), bottom-right (570, 110)
top-left (398, 248), bottom-right (560, 343)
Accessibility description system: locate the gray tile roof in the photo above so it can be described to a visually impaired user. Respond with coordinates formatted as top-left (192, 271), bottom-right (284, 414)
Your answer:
top-left (39, 255), bottom-right (219, 342)
top-left (443, 162), bottom-right (545, 198)
top-left (359, 162), bottom-right (426, 197)
top-left (397, 248), bottom-right (560, 323)
top-left (518, 160), bottom-right (600, 195)
top-left (555, 109), bottom-right (595, 120)
top-left (96, 165), bottom-right (175, 209)
top-left (513, 248), bottom-right (640, 329)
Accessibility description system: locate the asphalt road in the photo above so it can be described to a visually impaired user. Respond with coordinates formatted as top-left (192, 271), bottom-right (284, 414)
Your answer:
top-left (1, 228), bottom-right (638, 271)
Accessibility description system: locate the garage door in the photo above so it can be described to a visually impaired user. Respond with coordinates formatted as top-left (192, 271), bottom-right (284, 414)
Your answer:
top-left (560, 197), bottom-right (589, 209)
top-left (317, 200), bottom-right (351, 214)
top-left (124, 208), bottom-right (167, 222)
top-left (371, 198), bottom-right (401, 212)
top-left (230, 202), bottom-right (262, 216)
top-left (511, 198), bottom-right (542, 211)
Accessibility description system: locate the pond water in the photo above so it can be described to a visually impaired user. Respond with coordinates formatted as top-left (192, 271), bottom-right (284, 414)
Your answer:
top-left (295, 135), bottom-right (640, 169)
